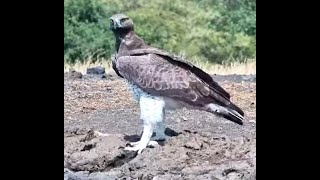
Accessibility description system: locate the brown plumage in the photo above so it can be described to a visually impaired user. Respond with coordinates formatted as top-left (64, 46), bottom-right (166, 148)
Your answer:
top-left (109, 14), bottom-right (244, 154)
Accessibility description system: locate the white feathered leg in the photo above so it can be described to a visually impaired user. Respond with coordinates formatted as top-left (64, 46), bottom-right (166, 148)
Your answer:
top-left (124, 95), bottom-right (165, 154)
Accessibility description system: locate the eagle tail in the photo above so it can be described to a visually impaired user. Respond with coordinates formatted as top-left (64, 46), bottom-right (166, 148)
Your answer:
top-left (227, 102), bottom-right (245, 116)
top-left (207, 103), bottom-right (244, 125)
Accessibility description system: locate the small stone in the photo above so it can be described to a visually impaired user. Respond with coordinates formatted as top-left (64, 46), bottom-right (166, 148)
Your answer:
top-left (185, 140), bottom-right (201, 150)
top-left (181, 116), bottom-right (188, 121)
top-left (87, 66), bottom-right (105, 74)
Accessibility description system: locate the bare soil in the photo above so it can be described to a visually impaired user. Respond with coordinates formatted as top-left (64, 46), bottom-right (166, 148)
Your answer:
top-left (64, 72), bottom-right (256, 180)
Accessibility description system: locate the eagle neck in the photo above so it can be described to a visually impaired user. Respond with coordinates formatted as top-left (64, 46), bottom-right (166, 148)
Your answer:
top-left (115, 31), bottom-right (147, 55)
top-left (114, 30), bottom-right (134, 53)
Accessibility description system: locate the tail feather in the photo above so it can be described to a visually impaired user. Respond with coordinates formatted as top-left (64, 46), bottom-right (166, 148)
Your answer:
top-left (207, 103), bottom-right (244, 125)
top-left (221, 109), bottom-right (244, 125)
top-left (227, 102), bottom-right (244, 116)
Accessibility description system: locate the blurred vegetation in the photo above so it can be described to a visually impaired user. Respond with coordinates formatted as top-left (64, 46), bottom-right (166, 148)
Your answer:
top-left (64, 0), bottom-right (256, 64)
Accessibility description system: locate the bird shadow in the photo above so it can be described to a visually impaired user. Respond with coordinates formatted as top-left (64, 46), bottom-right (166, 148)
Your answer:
top-left (123, 128), bottom-right (181, 146)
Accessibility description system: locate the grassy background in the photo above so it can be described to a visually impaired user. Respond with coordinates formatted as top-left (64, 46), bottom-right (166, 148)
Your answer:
top-left (64, 0), bottom-right (256, 74)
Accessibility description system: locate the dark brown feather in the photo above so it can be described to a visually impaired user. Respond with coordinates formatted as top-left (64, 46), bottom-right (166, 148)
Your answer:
top-left (110, 18), bottom-right (230, 101)
top-left (111, 55), bottom-right (124, 78)
top-left (123, 47), bottom-right (231, 100)
top-left (116, 54), bottom-right (227, 107)
top-left (114, 30), bottom-right (244, 116)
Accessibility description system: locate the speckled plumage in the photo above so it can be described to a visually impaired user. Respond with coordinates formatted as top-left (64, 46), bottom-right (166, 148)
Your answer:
top-left (127, 80), bottom-right (144, 103)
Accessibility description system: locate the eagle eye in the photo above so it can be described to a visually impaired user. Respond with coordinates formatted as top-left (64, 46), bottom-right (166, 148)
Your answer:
top-left (120, 18), bottom-right (128, 23)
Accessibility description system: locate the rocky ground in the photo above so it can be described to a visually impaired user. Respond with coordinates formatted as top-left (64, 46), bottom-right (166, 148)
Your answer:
top-left (64, 69), bottom-right (256, 180)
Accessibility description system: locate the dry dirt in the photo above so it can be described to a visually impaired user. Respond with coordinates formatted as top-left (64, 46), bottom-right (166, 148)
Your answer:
top-left (64, 71), bottom-right (256, 180)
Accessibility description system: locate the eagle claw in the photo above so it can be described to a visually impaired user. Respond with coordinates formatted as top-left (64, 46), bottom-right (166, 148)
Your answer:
top-left (124, 140), bottom-right (159, 154)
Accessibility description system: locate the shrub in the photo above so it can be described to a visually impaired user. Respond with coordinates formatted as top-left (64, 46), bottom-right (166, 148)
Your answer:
top-left (64, 0), bottom-right (256, 64)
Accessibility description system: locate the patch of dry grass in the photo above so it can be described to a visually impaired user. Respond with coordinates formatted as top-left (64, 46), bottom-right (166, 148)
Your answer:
top-left (64, 60), bottom-right (112, 75)
top-left (64, 58), bottom-right (256, 75)
top-left (190, 59), bottom-right (256, 75)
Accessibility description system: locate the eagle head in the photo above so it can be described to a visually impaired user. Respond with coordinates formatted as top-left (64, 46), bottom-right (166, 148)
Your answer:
top-left (110, 14), bottom-right (134, 32)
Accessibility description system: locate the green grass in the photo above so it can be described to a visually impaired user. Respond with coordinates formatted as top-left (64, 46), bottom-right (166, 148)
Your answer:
top-left (64, 0), bottom-right (256, 64)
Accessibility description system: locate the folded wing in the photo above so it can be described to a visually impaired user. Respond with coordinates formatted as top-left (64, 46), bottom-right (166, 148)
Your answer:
top-left (115, 53), bottom-right (243, 116)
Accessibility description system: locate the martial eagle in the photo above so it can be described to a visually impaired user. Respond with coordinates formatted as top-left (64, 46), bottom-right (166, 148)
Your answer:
top-left (109, 14), bottom-right (244, 154)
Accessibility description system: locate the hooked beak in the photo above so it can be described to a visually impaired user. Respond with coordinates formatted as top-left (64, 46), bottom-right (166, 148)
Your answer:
top-left (110, 18), bottom-right (121, 30)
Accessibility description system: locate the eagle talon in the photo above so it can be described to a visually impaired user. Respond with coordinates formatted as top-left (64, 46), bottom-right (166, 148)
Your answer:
top-left (124, 143), bottom-right (147, 154)
top-left (147, 140), bottom-right (160, 147)
top-left (124, 140), bottom-right (159, 154)
top-left (128, 141), bottom-right (140, 146)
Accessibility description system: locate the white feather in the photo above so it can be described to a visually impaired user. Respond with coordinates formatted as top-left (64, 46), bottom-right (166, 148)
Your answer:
top-left (124, 81), bottom-right (166, 153)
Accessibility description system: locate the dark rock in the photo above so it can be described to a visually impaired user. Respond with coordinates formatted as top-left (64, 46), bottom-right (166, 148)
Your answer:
top-left (101, 73), bottom-right (114, 80)
top-left (65, 68), bottom-right (83, 79)
top-left (64, 128), bottom-right (256, 180)
top-left (64, 168), bottom-right (117, 180)
top-left (87, 66), bottom-right (105, 75)
top-left (64, 132), bottom-right (135, 172)
top-left (64, 168), bottom-right (89, 180)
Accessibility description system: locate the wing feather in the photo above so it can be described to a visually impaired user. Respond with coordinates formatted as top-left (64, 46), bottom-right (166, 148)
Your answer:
top-left (116, 54), bottom-right (231, 107)
top-left (124, 48), bottom-right (231, 100)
